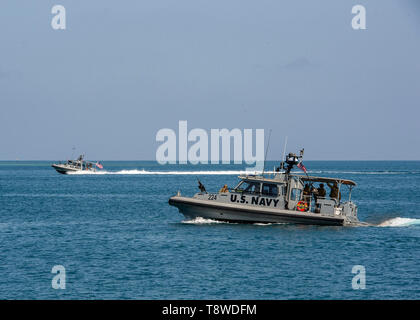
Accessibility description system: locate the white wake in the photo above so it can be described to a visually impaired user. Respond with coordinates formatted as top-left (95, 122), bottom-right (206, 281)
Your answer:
top-left (183, 217), bottom-right (420, 227)
top-left (181, 217), bottom-right (232, 224)
top-left (67, 169), bottom-right (270, 175)
top-left (67, 169), bottom-right (416, 176)
top-left (378, 217), bottom-right (420, 227)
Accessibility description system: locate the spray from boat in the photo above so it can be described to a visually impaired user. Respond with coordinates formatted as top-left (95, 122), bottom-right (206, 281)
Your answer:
top-left (377, 217), bottom-right (420, 227)
top-left (68, 169), bottom-right (269, 175)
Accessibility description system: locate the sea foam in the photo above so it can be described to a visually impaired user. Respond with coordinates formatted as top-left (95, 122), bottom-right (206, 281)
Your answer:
top-left (378, 217), bottom-right (420, 227)
top-left (68, 169), bottom-right (267, 175)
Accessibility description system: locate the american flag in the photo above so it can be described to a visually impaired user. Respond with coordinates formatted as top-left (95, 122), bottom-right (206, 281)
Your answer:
top-left (95, 162), bottom-right (103, 169)
top-left (297, 161), bottom-right (307, 174)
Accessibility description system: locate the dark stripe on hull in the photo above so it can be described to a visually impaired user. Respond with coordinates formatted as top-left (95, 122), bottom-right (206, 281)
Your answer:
top-left (51, 166), bottom-right (73, 174)
top-left (51, 165), bottom-right (95, 174)
top-left (169, 198), bottom-right (344, 226)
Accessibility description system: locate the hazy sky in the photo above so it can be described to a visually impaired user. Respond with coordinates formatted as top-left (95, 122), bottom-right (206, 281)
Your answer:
top-left (1, 0), bottom-right (419, 160)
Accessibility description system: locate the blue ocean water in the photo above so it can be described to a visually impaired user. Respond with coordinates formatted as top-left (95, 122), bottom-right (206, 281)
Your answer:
top-left (0, 161), bottom-right (419, 299)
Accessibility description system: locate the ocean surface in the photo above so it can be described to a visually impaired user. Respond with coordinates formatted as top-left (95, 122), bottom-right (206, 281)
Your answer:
top-left (0, 160), bottom-right (419, 299)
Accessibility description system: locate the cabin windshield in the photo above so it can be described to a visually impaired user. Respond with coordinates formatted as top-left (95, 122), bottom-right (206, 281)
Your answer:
top-left (261, 183), bottom-right (279, 197)
top-left (235, 181), bottom-right (261, 194)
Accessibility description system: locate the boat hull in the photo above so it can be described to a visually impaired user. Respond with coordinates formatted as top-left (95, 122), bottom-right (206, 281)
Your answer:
top-left (169, 196), bottom-right (345, 226)
top-left (51, 164), bottom-right (95, 174)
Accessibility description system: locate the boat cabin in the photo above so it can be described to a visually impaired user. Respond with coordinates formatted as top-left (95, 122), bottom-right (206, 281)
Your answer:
top-left (233, 174), bottom-right (356, 215)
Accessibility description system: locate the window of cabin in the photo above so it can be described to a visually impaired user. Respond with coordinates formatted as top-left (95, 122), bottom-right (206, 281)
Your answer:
top-left (281, 185), bottom-right (287, 195)
top-left (290, 188), bottom-right (302, 201)
top-left (236, 181), bottom-right (261, 194)
top-left (262, 183), bottom-right (279, 197)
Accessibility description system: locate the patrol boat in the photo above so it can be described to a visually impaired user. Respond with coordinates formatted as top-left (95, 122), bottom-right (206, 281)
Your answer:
top-left (51, 155), bottom-right (103, 174)
top-left (169, 150), bottom-right (362, 226)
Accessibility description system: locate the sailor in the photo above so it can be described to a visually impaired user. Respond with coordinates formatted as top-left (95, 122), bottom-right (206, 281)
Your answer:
top-left (303, 184), bottom-right (311, 202)
top-left (311, 185), bottom-right (318, 198)
top-left (318, 183), bottom-right (326, 199)
top-left (327, 181), bottom-right (341, 202)
top-left (219, 184), bottom-right (229, 193)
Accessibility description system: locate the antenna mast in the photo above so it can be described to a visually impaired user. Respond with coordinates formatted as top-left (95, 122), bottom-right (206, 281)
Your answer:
top-left (280, 136), bottom-right (288, 170)
top-left (262, 129), bottom-right (272, 176)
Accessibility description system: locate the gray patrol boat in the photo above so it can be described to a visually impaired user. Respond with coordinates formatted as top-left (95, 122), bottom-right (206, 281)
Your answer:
top-left (52, 155), bottom-right (102, 174)
top-left (169, 150), bottom-right (363, 226)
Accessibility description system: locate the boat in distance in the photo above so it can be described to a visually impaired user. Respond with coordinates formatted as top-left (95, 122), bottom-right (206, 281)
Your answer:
top-left (169, 150), bottom-right (365, 226)
top-left (51, 155), bottom-right (103, 174)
